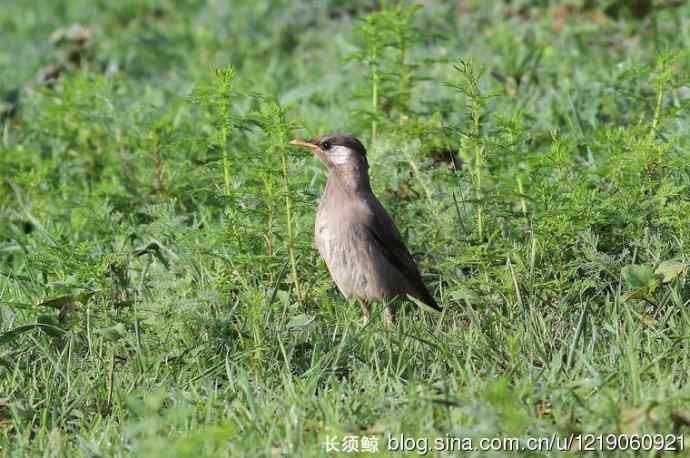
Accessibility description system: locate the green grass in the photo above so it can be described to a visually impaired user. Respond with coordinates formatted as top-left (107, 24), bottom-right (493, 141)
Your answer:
top-left (1, 0), bottom-right (690, 456)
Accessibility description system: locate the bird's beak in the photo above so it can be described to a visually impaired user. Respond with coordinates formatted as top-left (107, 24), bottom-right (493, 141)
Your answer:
top-left (290, 139), bottom-right (319, 151)
top-left (291, 138), bottom-right (330, 168)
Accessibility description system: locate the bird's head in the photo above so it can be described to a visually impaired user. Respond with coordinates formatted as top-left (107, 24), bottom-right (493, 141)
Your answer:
top-left (290, 133), bottom-right (368, 174)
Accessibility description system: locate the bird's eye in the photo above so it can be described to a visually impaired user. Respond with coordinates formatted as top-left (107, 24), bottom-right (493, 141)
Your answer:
top-left (321, 141), bottom-right (332, 150)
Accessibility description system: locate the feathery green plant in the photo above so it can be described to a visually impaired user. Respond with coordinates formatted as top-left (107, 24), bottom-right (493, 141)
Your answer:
top-left (254, 98), bottom-right (303, 304)
top-left (385, 3), bottom-right (423, 124)
top-left (351, 10), bottom-right (386, 143)
top-left (190, 66), bottom-right (242, 205)
top-left (448, 59), bottom-right (495, 242)
top-left (350, 2), bottom-right (426, 142)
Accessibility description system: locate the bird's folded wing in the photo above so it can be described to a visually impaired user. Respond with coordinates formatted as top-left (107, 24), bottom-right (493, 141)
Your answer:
top-left (359, 200), bottom-right (441, 311)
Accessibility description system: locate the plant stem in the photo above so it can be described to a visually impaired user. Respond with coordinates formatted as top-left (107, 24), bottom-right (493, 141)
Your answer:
top-left (398, 34), bottom-right (407, 124)
top-left (517, 176), bottom-right (527, 217)
top-left (281, 151), bottom-right (302, 303)
top-left (222, 123), bottom-right (231, 198)
top-left (475, 145), bottom-right (484, 241)
top-left (650, 83), bottom-right (663, 139)
top-left (371, 48), bottom-right (379, 143)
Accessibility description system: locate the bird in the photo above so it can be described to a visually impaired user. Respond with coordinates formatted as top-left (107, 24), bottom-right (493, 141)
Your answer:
top-left (290, 133), bottom-right (441, 325)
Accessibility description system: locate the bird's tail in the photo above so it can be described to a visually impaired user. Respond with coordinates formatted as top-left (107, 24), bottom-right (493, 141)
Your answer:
top-left (410, 289), bottom-right (442, 312)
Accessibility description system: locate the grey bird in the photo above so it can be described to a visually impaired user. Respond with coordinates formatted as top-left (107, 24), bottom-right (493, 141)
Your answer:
top-left (290, 133), bottom-right (441, 324)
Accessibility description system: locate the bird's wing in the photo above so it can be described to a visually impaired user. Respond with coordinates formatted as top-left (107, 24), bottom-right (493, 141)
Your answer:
top-left (358, 196), bottom-right (441, 311)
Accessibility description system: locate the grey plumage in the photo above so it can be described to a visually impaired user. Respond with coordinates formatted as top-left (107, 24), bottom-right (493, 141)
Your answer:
top-left (291, 133), bottom-right (440, 323)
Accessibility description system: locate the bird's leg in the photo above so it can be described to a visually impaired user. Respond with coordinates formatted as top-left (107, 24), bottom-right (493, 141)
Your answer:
top-left (359, 300), bottom-right (372, 326)
top-left (383, 298), bottom-right (397, 327)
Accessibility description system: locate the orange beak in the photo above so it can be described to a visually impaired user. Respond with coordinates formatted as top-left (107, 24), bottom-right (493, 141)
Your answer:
top-left (290, 139), bottom-right (319, 150)
top-left (291, 138), bottom-right (330, 167)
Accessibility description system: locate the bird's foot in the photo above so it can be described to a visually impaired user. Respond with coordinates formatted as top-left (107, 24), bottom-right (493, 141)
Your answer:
top-left (383, 305), bottom-right (396, 327)
top-left (360, 302), bottom-right (372, 327)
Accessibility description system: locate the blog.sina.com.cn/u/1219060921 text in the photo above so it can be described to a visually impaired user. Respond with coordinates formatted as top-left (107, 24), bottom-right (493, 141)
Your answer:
top-left (321, 433), bottom-right (685, 454)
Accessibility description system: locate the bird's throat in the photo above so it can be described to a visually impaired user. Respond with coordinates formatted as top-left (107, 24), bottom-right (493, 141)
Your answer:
top-left (328, 167), bottom-right (371, 196)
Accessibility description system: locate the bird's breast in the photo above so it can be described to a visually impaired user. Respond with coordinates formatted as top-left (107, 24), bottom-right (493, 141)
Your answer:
top-left (314, 208), bottom-right (343, 264)
top-left (315, 207), bottom-right (404, 303)
top-left (315, 209), bottom-right (362, 296)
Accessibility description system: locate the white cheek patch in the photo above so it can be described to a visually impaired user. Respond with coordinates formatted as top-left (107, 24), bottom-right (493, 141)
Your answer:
top-left (329, 145), bottom-right (351, 166)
